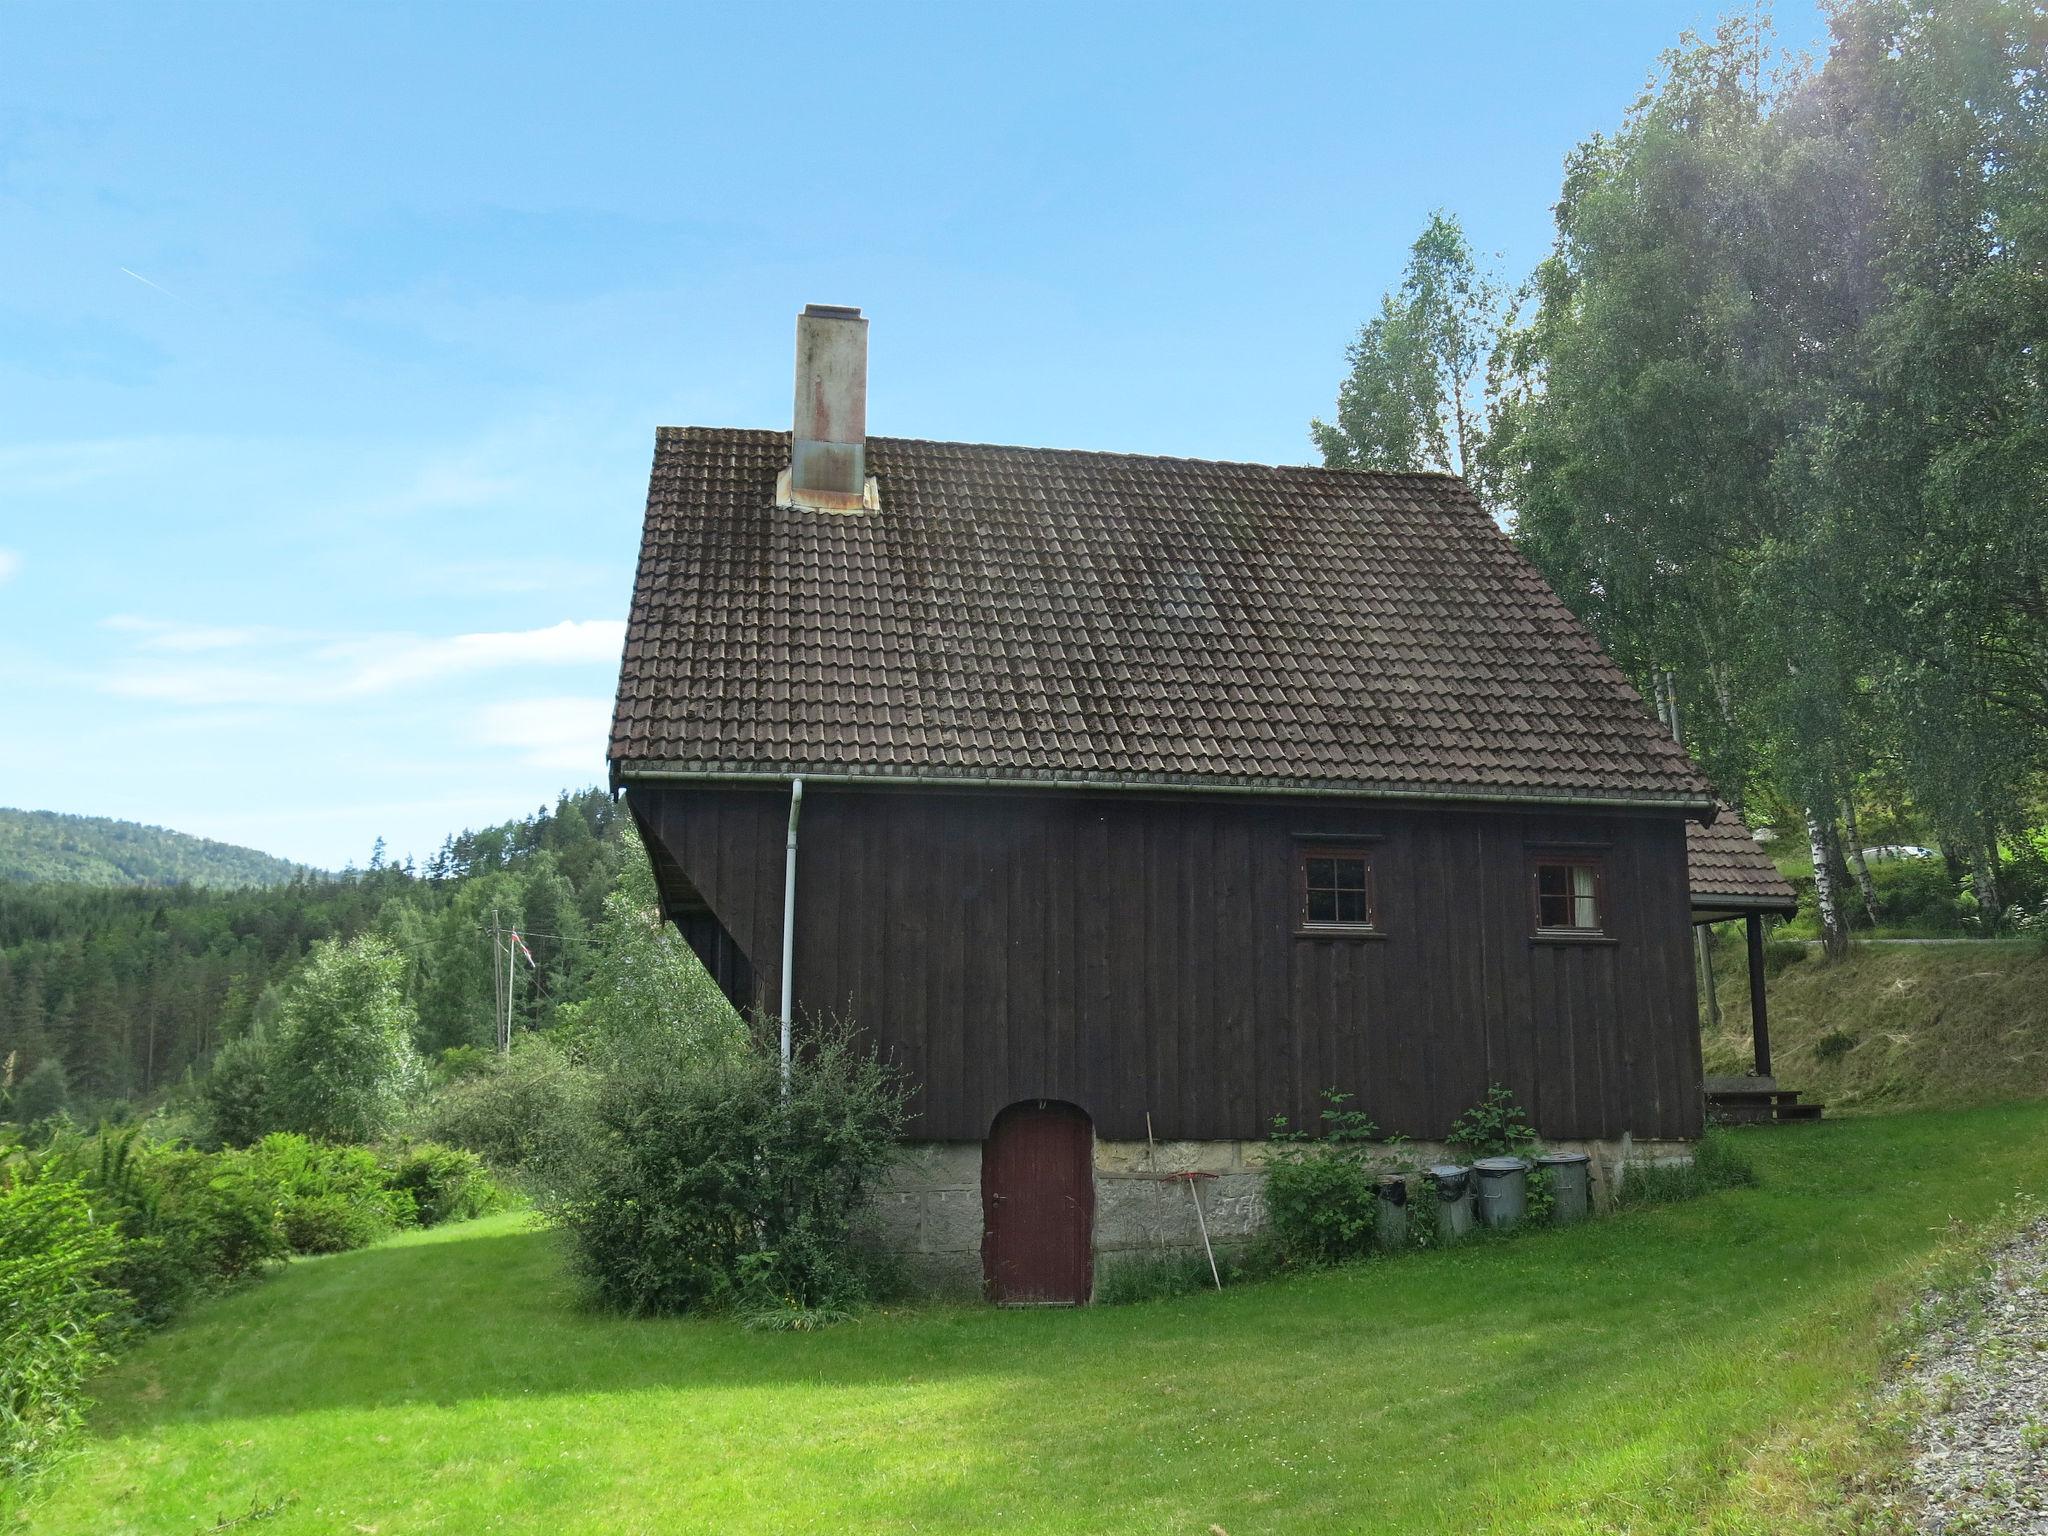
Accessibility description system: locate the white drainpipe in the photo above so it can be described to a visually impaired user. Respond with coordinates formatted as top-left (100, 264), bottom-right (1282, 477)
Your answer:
top-left (779, 777), bottom-right (804, 1091)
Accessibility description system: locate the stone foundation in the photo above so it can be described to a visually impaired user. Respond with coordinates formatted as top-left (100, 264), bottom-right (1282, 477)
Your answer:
top-left (857, 1132), bottom-right (1695, 1301)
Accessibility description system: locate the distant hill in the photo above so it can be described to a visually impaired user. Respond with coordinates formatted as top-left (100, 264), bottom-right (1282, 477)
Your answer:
top-left (0, 808), bottom-right (314, 888)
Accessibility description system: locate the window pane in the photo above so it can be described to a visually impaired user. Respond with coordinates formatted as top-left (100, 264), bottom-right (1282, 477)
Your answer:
top-left (1573, 893), bottom-right (1597, 928)
top-left (1337, 889), bottom-right (1368, 923)
top-left (1306, 858), bottom-right (1335, 890)
top-left (1537, 864), bottom-right (1568, 899)
top-left (1572, 865), bottom-right (1596, 899)
top-left (1539, 893), bottom-right (1571, 927)
top-left (1335, 858), bottom-right (1366, 890)
top-left (1307, 889), bottom-right (1337, 923)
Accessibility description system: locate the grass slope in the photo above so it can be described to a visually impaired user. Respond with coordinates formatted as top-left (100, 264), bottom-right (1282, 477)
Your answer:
top-left (17, 1105), bottom-right (2048, 1535)
top-left (1703, 938), bottom-right (2048, 1111)
top-left (0, 809), bottom-right (311, 888)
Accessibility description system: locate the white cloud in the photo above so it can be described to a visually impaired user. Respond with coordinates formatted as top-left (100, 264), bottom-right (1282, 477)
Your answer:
top-left (100, 618), bottom-right (626, 706)
top-left (474, 695), bottom-right (613, 772)
top-left (335, 619), bottom-right (625, 695)
top-left (0, 549), bottom-right (18, 584)
top-left (103, 615), bottom-right (285, 652)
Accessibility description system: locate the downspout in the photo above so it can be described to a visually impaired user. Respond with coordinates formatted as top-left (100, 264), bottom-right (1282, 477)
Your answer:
top-left (779, 777), bottom-right (804, 1092)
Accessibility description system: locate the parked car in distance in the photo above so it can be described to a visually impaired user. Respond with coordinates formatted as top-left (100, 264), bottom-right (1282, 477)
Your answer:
top-left (1860, 845), bottom-right (1939, 862)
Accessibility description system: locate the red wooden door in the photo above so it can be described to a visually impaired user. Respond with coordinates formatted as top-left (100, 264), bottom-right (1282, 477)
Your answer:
top-left (981, 1101), bottom-right (1094, 1304)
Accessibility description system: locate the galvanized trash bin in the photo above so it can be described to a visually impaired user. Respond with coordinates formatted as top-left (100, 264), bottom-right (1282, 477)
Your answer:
top-left (1375, 1173), bottom-right (1409, 1251)
top-left (1474, 1156), bottom-right (1531, 1230)
top-left (1426, 1163), bottom-right (1475, 1243)
top-left (1536, 1151), bottom-right (1591, 1226)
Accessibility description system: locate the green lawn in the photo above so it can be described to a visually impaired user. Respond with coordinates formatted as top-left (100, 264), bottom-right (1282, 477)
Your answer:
top-left (15, 1106), bottom-right (2048, 1535)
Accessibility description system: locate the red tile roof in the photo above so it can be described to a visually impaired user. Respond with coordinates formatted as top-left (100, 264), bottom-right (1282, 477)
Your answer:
top-left (610, 428), bottom-right (1714, 808)
top-left (1687, 808), bottom-right (1798, 911)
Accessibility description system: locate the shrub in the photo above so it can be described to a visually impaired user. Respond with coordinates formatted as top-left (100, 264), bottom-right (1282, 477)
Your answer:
top-left (1615, 1127), bottom-right (1758, 1209)
top-left (1264, 1088), bottom-right (1386, 1267)
top-left (198, 1029), bottom-right (280, 1149)
top-left (9, 1058), bottom-right (70, 1127)
top-left (1761, 938), bottom-right (1808, 977)
top-left (1447, 1084), bottom-right (1540, 1160)
top-left (0, 1170), bottom-right (126, 1481)
top-left (539, 1015), bottom-right (908, 1317)
top-left (377, 1141), bottom-right (506, 1227)
top-left (1867, 856), bottom-right (1963, 931)
top-left (1815, 1028), bottom-right (1858, 1062)
top-left (420, 1035), bottom-right (588, 1171)
top-left (233, 1134), bottom-right (414, 1255)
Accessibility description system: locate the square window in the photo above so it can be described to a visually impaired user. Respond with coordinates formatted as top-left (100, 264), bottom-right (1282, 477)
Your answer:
top-left (1298, 848), bottom-right (1378, 932)
top-left (1532, 858), bottom-right (1604, 934)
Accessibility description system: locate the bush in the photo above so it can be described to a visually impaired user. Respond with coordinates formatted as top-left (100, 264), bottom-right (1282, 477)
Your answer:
top-left (0, 1170), bottom-right (126, 1481)
top-left (420, 1036), bottom-right (588, 1171)
top-left (1761, 937), bottom-right (1808, 977)
top-left (1867, 857), bottom-right (1964, 931)
top-left (1815, 1028), bottom-right (1858, 1062)
top-left (1615, 1128), bottom-right (1758, 1209)
top-left (198, 1029), bottom-right (279, 1149)
top-left (1264, 1088), bottom-right (1387, 1267)
top-left (233, 1134), bottom-right (414, 1255)
top-left (1447, 1084), bottom-right (1540, 1160)
top-left (376, 1141), bottom-right (506, 1227)
top-left (539, 1016), bottom-right (908, 1317)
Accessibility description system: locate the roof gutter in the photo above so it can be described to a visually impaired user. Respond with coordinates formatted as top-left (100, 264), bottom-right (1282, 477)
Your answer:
top-left (613, 764), bottom-right (1717, 819)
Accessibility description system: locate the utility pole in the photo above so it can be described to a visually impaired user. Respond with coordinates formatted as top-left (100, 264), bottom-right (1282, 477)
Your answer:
top-left (491, 908), bottom-right (507, 1055)
top-left (505, 918), bottom-right (518, 1051)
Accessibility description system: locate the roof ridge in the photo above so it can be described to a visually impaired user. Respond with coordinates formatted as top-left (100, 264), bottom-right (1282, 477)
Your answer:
top-left (659, 424), bottom-right (1475, 484)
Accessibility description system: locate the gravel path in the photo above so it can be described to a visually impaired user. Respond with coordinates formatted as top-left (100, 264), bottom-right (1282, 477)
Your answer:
top-left (1902, 1217), bottom-right (2048, 1533)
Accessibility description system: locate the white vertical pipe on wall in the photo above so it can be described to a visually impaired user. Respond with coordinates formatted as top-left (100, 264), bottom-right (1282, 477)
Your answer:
top-left (779, 777), bottom-right (804, 1092)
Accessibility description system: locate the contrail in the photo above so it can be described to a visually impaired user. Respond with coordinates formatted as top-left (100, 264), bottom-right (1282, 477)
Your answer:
top-left (120, 266), bottom-right (180, 299)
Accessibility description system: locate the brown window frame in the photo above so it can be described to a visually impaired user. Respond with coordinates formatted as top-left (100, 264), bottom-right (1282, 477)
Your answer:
top-left (1529, 854), bottom-right (1607, 937)
top-left (1295, 846), bottom-right (1381, 936)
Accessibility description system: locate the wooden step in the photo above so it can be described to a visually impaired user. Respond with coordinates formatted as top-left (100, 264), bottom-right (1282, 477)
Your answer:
top-left (1774, 1102), bottom-right (1824, 1122)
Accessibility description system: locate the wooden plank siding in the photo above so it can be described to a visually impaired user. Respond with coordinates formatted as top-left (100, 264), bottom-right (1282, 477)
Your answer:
top-left (633, 782), bottom-right (1705, 1144)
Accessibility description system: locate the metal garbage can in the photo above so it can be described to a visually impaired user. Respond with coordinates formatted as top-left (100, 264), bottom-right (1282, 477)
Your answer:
top-left (1536, 1151), bottom-right (1591, 1226)
top-left (1375, 1173), bottom-right (1409, 1251)
top-left (1426, 1163), bottom-right (1474, 1243)
top-left (1474, 1157), bottom-right (1531, 1230)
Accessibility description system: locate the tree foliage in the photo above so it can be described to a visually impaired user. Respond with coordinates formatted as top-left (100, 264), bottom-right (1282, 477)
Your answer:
top-left (269, 938), bottom-right (421, 1144)
top-left (1322, 2), bottom-right (2048, 950)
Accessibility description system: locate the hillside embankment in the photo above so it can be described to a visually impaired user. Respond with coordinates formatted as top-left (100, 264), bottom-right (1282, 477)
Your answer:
top-left (1701, 938), bottom-right (2048, 1112)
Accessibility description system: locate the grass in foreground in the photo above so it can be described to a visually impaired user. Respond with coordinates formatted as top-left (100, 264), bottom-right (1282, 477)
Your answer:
top-left (14, 1104), bottom-right (2048, 1535)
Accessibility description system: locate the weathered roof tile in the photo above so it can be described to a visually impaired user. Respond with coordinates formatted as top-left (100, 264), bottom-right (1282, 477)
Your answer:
top-left (610, 428), bottom-right (1714, 806)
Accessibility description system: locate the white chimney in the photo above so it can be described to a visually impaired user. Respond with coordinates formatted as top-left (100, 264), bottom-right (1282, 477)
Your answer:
top-left (779, 303), bottom-right (878, 513)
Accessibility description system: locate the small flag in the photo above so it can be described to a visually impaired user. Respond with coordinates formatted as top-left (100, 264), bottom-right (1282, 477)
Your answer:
top-left (510, 930), bottom-right (536, 967)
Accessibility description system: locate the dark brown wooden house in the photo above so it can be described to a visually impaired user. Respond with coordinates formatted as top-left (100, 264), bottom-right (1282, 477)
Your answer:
top-left (609, 306), bottom-right (1723, 1300)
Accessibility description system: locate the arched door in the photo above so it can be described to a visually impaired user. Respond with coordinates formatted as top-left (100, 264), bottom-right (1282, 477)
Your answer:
top-left (981, 1101), bottom-right (1094, 1304)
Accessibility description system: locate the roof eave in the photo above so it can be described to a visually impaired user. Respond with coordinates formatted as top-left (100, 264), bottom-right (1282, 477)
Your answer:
top-left (611, 760), bottom-right (1717, 816)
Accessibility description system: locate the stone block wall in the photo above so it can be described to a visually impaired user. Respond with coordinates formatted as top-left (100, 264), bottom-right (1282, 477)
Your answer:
top-left (857, 1132), bottom-right (1695, 1301)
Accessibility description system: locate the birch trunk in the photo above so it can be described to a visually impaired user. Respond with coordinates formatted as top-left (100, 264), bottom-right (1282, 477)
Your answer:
top-left (1972, 833), bottom-right (2003, 930)
top-left (1841, 798), bottom-right (1880, 928)
top-left (1806, 804), bottom-right (1849, 961)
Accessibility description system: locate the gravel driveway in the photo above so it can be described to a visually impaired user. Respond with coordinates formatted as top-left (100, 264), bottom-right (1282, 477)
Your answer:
top-left (1902, 1217), bottom-right (2048, 1532)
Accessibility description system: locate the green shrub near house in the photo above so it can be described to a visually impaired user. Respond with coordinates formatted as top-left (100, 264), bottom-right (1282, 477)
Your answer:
top-left (537, 1016), bottom-right (907, 1321)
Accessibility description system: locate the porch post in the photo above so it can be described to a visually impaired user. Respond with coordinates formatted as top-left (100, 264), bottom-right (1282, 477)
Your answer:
top-left (1745, 912), bottom-right (1772, 1078)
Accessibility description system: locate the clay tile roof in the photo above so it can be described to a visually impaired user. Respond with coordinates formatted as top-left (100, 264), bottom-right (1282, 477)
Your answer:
top-left (1687, 807), bottom-right (1798, 911)
top-left (609, 427), bottom-right (1715, 807)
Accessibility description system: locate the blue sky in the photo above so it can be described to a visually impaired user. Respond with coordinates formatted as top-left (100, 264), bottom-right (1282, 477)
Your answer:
top-left (0, 1), bottom-right (1829, 870)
